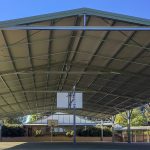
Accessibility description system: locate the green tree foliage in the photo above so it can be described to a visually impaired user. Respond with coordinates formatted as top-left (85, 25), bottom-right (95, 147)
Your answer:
top-left (28, 114), bottom-right (42, 123)
top-left (131, 109), bottom-right (147, 126)
top-left (115, 108), bottom-right (147, 126)
top-left (115, 113), bottom-right (127, 126)
top-left (29, 114), bottom-right (38, 122)
top-left (3, 116), bottom-right (26, 125)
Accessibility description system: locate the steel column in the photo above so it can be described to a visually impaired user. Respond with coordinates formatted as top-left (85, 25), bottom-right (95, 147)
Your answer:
top-left (112, 115), bottom-right (115, 143)
top-left (83, 14), bottom-right (86, 26)
top-left (0, 120), bottom-right (3, 142)
top-left (72, 85), bottom-right (76, 144)
top-left (127, 110), bottom-right (131, 143)
top-left (101, 120), bottom-right (103, 141)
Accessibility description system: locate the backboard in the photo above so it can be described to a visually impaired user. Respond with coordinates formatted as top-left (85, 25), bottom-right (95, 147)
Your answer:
top-left (57, 92), bottom-right (83, 109)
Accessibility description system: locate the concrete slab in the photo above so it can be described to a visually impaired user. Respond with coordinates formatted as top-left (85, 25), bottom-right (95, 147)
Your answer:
top-left (0, 142), bottom-right (150, 150)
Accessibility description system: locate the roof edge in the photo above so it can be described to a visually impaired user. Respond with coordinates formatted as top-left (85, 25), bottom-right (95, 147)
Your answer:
top-left (0, 7), bottom-right (150, 27)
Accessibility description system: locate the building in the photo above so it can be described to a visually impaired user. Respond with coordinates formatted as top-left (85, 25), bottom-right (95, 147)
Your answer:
top-left (24, 112), bottom-right (112, 136)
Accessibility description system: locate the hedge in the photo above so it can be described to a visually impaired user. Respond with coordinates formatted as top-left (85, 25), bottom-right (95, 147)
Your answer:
top-left (76, 126), bottom-right (112, 137)
top-left (2, 125), bottom-right (25, 137)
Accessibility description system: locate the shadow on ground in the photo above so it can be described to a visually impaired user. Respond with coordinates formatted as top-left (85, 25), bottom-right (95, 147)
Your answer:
top-left (0, 142), bottom-right (150, 150)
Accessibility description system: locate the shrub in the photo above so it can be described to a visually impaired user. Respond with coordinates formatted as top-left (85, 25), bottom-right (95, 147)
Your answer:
top-left (66, 130), bottom-right (74, 137)
top-left (76, 126), bottom-right (112, 137)
top-left (2, 125), bottom-right (25, 137)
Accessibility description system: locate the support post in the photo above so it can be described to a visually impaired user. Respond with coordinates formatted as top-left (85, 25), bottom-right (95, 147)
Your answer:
top-left (134, 130), bottom-right (137, 142)
top-left (0, 120), bottom-right (3, 142)
top-left (50, 126), bottom-right (53, 142)
top-left (143, 130), bottom-right (144, 142)
top-left (72, 85), bottom-right (76, 144)
top-left (0, 126), bottom-right (1, 142)
top-left (50, 108), bottom-right (53, 142)
top-left (112, 116), bottom-right (115, 143)
top-left (122, 132), bottom-right (125, 142)
top-left (132, 130), bottom-right (134, 142)
top-left (127, 110), bottom-right (131, 143)
top-left (101, 120), bottom-right (103, 141)
top-left (83, 14), bottom-right (86, 26)
top-left (147, 129), bottom-right (150, 143)
top-left (26, 127), bottom-right (29, 137)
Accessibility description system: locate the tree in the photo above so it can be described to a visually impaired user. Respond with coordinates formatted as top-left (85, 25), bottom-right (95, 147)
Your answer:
top-left (28, 114), bottom-right (42, 123)
top-left (3, 116), bottom-right (27, 125)
top-left (115, 113), bottom-right (127, 126)
top-left (130, 109), bottom-right (147, 126)
top-left (115, 108), bottom-right (147, 126)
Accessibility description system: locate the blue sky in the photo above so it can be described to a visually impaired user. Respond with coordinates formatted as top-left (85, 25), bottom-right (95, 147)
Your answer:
top-left (0, 0), bottom-right (150, 21)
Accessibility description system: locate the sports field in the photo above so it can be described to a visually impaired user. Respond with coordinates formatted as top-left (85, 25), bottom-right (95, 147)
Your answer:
top-left (0, 142), bottom-right (150, 150)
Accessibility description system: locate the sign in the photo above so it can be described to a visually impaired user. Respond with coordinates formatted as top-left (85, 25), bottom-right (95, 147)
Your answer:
top-left (57, 92), bottom-right (83, 108)
top-left (47, 120), bottom-right (58, 127)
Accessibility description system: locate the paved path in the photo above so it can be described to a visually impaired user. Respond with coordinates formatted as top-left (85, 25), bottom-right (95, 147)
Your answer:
top-left (0, 142), bottom-right (150, 150)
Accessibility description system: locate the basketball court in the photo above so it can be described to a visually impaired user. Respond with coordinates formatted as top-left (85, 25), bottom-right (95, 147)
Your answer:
top-left (0, 142), bottom-right (150, 150)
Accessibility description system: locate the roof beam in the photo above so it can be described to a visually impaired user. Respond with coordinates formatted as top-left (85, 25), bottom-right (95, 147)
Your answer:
top-left (93, 29), bottom-right (143, 98)
top-left (4, 74), bottom-right (150, 91)
top-left (26, 30), bottom-right (39, 114)
top-left (74, 21), bottom-right (115, 88)
top-left (1, 62), bottom-right (150, 79)
top-left (0, 96), bottom-right (55, 109)
top-left (1, 30), bottom-right (31, 114)
top-left (45, 20), bottom-right (54, 114)
top-left (58, 16), bottom-right (82, 90)
top-left (0, 89), bottom-right (148, 103)
top-left (0, 8), bottom-right (150, 27)
top-left (59, 16), bottom-right (91, 90)
top-left (1, 26), bottom-right (150, 31)
top-left (0, 83), bottom-right (148, 106)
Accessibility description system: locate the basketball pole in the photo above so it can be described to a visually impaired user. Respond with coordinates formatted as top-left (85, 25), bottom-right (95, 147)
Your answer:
top-left (72, 85), bottom-right (76, 144)
top-left (51, 125), bottom-right (53, 142)
top-left (0, 121), bottom-right (3, 142)
top-left (51, 107), bottom-right (53, 143)
top-left (0, 125), bottom-right (2, 142)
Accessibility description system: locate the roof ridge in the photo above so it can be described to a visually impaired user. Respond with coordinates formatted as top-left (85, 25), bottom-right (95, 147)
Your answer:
top-left (0, 7), bottom-right (150, 27)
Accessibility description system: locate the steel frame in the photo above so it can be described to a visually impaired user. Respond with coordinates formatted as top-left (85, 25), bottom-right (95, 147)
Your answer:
top-left (1, 26), bottom-right (150, 31)
top-left (0, 9), bottom-right (150, 119)
top-left (1, 31), bottom-right (30, 115)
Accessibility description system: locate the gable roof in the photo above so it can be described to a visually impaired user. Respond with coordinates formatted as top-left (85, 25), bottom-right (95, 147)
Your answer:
top-left (25, 113), bottom-right (112, 126)
top-left (0, 8), bottom-right (150, 119)
top-left (0, 8), bottom-right (150, 27)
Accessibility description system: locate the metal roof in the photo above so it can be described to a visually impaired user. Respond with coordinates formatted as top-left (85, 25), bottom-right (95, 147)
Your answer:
top-left (115, 126), bottom-right (150, 131)
top-left (24, 113), bottom-right (98, 126)
top-left (0, 8), bottom-right (150, 27)
top-left (24, 112), bottom-right (112, 126)
top-left (0, 8), bottom-right (150, 119)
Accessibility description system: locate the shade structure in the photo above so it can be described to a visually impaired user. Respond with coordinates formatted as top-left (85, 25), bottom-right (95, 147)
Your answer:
top-left (0, 8), bottom-right (150, 119)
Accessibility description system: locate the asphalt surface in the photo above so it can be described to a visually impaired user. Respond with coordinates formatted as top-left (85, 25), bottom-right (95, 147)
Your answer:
top-left (0, 142), bottom-right (150, 150)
